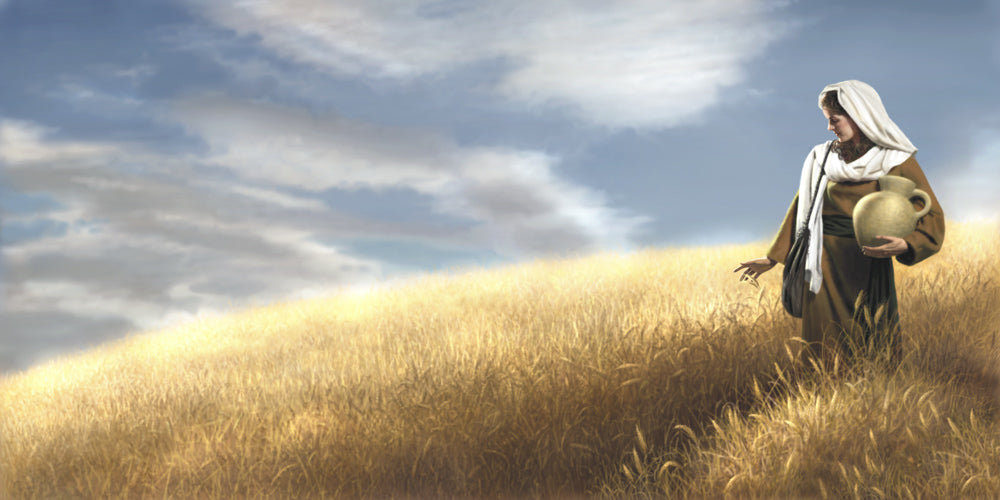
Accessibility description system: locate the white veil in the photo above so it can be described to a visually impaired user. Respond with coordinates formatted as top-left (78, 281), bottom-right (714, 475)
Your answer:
top-left (818, 80), bottom-right (917, 154)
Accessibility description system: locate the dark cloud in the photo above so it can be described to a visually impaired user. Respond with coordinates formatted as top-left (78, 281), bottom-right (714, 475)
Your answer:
top-left (0, 310), bottom-right (137, 375)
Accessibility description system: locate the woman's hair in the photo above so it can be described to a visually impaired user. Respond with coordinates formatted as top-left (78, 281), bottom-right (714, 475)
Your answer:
top-left (820, 90), bottom-right (846, 115)
top-left (821, 90), bottom-right (876, 162)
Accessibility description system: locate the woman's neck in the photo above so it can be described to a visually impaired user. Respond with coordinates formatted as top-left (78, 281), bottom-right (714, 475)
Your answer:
top-left (834, 136), bottom-right (876, 163)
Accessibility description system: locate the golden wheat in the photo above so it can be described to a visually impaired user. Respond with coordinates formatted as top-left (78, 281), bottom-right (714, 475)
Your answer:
top-left (1, 219), bottom-right (997, 498)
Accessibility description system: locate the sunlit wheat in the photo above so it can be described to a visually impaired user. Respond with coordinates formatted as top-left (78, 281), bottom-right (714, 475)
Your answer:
top-left (1, 219), bottom-right (997, 498)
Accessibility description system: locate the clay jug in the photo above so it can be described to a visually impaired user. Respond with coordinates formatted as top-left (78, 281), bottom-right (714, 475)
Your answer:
top-left (852, 175), bottom-right (932, 250)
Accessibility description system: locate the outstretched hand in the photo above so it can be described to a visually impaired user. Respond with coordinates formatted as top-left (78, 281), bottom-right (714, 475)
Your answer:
top-left (733, 257), bottom-right (777, 288)
top-left (861, 235), bottom-right (909, 258)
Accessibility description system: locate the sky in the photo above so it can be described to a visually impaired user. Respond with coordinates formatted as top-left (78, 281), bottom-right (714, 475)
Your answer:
top-left (2, 0), bottom-right (999, 374)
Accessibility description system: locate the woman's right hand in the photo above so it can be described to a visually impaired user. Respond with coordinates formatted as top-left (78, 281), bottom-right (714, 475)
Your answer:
top-left (733, 257), bottom-right (777, 285)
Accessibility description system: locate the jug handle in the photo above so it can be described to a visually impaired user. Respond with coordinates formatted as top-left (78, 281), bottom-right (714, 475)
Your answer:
top-left (911, 189), bottom-right (932, 219)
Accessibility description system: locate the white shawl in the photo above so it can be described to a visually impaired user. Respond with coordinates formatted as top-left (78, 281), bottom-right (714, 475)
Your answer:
top-left (798, 80), bottom-right (917, 294)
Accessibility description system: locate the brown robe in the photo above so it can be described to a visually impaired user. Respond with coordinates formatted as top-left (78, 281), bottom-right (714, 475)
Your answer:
top-left (766, 155), bottom-right (946, 359)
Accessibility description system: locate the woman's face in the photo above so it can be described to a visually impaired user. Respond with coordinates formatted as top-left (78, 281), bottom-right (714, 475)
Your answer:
top-left (822, 107), bottom-right (861, 144)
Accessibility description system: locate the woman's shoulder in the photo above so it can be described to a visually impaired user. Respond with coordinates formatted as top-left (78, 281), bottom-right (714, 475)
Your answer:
top-left (805, 140), bottom-right (834, 159)
top-left (886, 150), bottom-right (919, 172)
top-left (810, 140), bottom-right (834, 153)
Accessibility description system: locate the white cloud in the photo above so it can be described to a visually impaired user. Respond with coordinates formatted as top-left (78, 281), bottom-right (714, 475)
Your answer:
top-left (491, 1), bottom-right (792, 128)
top-left (227, 185), bottom-right (328, 211)
top-left (185, 1), bottom-right (479, 79)
top-left (170, 94), bottom-right (651, 256)
top-left (440, 148), bottom-right (648, 255)
top-left (183, 0), bottom-right (796, 128)
top-left (0, 120), bottom-right (119, 165)
top-left (171, 95), bottom-right (456, 192)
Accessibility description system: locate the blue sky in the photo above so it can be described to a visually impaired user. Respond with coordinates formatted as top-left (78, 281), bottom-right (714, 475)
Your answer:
top-left (2, 0), bottom-right (999, 374)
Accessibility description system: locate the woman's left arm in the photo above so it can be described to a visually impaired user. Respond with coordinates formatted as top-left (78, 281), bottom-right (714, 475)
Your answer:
top-left (894, 156), bottom-right (946, 266)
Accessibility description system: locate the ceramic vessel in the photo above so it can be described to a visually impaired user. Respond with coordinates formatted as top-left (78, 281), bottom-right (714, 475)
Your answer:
top-left (852, 175), bottom-right (932, 251)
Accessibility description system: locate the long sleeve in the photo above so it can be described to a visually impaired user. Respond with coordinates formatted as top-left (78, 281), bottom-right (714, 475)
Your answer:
top-left (766, 193), bottom-right (799, 264)
top-left (893, 157), bottom-right (945, 266)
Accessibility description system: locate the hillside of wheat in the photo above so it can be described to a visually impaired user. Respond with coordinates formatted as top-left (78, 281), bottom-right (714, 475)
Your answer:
top-left (2, 219), bottom-right (998, 498)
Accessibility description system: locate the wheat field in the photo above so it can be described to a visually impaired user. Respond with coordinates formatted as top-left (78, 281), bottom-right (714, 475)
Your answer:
top-left (1, 219), bottom-right (998, 498)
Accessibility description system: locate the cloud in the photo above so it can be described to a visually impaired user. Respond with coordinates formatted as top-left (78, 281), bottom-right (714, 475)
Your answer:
top-left (170, 95), bottom-right (457, 192)
top-left (227, 185), bottom-right (328, 211)
top-left (170, 94), bottom-right (651, 256)
top-left (0, 311), bottom-right (135, 374)
top-left (183, 0), bottom-right (796, 128)
top-left (0, 118), bottom-right (384, 371)
top-left (0, 120), bottom-right (119, 164)
top-left (1, 104), bottom-right (650, 371)
top-left (436, 148), bottom-right (647, 255)
top-left (45, 80), bottom-right (145, 118)
top-left (490, 1), bottom-right (794, 128)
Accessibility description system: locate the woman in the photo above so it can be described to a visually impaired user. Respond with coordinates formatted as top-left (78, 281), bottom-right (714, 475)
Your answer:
top-left (734, 80), bottom-right (945, 365)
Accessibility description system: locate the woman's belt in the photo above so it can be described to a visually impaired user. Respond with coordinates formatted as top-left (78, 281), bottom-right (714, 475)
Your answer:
top-left (822, 214), bottom-right (855, 237)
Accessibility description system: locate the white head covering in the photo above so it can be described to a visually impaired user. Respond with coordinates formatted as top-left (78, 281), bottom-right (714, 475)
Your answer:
top-left (818, 80), bottom-right (917, 154)
top-left (797, 80), bottom-right (915, 294)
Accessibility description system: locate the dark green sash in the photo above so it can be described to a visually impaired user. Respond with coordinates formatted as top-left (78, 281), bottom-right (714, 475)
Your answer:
top-left (821, 213), bottom-right (855, 237)
top-left (822, 214), bottom-right (900, 359)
